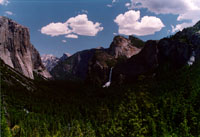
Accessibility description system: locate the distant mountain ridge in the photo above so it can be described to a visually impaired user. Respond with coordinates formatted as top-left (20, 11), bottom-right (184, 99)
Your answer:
top-left (41, 53), bottom-right (71, 72)
top-left (0, 16), bottom-right (51, 79)
top-left (41, 54), bottom-right (59, 72)
top-left (50, 36), bottom-right (142, 81)
top-left (1, 16), bottom-right (199, 85)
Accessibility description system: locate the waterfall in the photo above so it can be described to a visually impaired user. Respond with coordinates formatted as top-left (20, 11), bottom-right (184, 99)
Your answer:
top-left (102, 67), bottom-right (113, 88)
top-left (109, 67), bottom-right (113, 82)
top-left (188, 51), bottom-right (195, 66)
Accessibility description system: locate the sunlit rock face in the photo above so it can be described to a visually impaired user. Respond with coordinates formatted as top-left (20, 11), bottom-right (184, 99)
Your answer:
top-left (108, 36), bottom-right (141, 58)
top-left (0, 16), bottom-right (51, 79)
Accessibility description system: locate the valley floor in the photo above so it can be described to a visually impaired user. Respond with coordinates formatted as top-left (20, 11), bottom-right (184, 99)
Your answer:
top-left (1, 62), bottom-right (200, 137)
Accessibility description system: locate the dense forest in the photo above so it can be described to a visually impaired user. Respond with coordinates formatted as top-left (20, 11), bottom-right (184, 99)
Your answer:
top-left (1, 59), bottom-right (200, 137)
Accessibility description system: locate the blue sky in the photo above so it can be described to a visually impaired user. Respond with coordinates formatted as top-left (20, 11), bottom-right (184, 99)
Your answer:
top-left (1, 0), bottom-right (200, 57)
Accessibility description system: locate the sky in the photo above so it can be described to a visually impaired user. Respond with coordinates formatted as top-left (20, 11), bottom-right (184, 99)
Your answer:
top-left (1, 0), bottom-right (200, 57)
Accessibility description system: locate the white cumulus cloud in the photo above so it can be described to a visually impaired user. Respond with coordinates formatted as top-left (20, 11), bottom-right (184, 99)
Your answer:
top-left (0, 0), bottom-right (9, 5)
top-left (41, 22), bottom-right (71, 37)
top-left (41, 14), bottom-right (103, 37)
top-left (65, 34), bottom-right (78, 39)
top-left (127, 0), bottom-right (200, 32)
top-left (114, 10), bottom-right (165, 36)
top-left (66, 14), bottom-right (103, 36)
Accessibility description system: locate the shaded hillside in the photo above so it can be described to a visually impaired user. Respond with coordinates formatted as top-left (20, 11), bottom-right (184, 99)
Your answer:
top-left (113, 21), bottom-right (200, 83)
top-left (51, 36), bottom-right (142, 81)
top-left (1, 56), bottom-right (200, 137)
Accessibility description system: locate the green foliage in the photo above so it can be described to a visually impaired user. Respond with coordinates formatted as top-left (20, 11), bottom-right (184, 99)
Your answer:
top-left (1, 60), bottom-right (200, 136)
top-left (1, 103), bottom-right (12, 137)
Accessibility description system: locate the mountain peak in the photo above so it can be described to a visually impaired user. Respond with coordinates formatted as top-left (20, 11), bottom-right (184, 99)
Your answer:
top-left (108, 35), bottom-right (141, 58)
top-left (112, 35), bottom-right (130, 47)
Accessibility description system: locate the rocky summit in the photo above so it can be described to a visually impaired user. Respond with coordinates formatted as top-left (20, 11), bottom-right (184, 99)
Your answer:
top-left (108, 36), bottom-right (141, 58)
top-left (0, 16), bottom-right (51, 79)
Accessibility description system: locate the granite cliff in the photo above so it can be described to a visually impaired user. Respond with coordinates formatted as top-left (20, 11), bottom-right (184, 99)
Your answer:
top-left (0, 16), bottom-right (51, 79)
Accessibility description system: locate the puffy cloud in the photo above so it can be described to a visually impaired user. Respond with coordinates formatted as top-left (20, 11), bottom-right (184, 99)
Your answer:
top-left (114, 10), bottom-right (165, 36)
top-left (5, 11), bottom-right (13, 16)
top-left (65, 34), bottom-right (78, 39)
top-left (171, 9), bottom-right (200, 33)
top-left (177, 10), bottom-right (200, 23)
top-left (171, 22), bottom-right (194, 33)
top-left (41, 22), bottom-right (71, 37)
top-left (127, 0), bottom-right (188, 14)
top-left (66, 14), bottom-right (103, 36)
top-left (0, 0), bottom-right (9, 5)
top-left (127, 0), bottom-right (200, 32)
top-left (41, 14), bottom-right (103, 37)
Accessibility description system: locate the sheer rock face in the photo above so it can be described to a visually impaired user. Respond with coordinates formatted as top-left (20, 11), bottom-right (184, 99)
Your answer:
top-left (108, 36), bottom-right (141, 58)
top-left (0, 16), bottom-right (51, 79)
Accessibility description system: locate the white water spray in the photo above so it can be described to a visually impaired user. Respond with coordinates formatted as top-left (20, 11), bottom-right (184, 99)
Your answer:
top-left (23, 108), bottom-right (29, 114)
top-left (188, 51), bottom-right (195, 66)
top-left (102, 67), bottom-right (113, 88)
